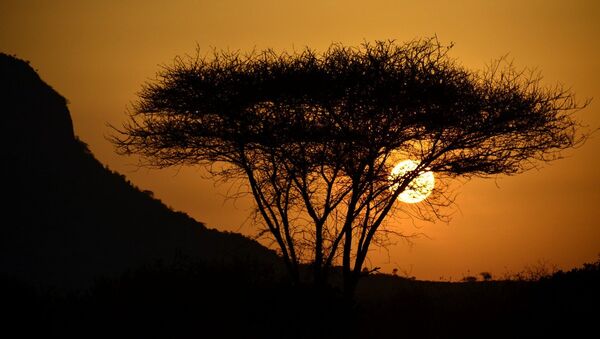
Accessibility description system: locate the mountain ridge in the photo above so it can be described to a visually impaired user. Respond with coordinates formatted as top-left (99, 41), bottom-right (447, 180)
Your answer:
top-left (0, 53), bottom-right (279, 289)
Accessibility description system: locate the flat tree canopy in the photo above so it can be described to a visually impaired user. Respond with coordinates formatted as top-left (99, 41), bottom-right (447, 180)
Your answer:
top-left (113, 38), bottom-right (587, 295)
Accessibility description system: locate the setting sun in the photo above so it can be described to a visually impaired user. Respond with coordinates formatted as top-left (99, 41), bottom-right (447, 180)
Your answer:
top-left (390, 160), bottom-right (435, 204)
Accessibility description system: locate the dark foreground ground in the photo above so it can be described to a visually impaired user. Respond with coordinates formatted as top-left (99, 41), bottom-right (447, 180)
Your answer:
top-left (2, 257), bottom-right (598, 339)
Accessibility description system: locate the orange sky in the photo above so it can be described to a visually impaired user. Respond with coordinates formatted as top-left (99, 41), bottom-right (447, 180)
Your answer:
top-left (2, 0), bottom-right (599, 280)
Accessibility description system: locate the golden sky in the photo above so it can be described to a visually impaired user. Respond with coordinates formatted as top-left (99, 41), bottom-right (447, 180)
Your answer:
top-left (2, 0), bottom-right (599, 280)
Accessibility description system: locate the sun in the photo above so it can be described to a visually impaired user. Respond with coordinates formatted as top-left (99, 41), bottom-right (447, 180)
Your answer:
top-left (389, 160), bottom-right (435, 204)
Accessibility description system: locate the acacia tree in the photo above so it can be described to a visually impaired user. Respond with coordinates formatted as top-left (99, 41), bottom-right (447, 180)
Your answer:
top-left (112, 38), bottom-right (587, 297)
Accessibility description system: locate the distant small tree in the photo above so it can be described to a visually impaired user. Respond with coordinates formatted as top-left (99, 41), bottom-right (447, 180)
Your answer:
top-left (112, 38), bottom-right (587, 297)
top-left (480, 272), bottom-right (492, 281)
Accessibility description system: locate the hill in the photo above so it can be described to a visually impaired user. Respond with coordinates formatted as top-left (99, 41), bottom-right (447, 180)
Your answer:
top-left (0, 53), bottom-right (280, 289)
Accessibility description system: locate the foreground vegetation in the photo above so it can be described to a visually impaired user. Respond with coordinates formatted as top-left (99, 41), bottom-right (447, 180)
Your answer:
top-left (3, 257), bottom-right (598, 338)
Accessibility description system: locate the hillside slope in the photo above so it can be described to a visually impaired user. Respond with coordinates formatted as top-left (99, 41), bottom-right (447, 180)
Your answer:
top-left (0, 53), bottom-right (279, 289)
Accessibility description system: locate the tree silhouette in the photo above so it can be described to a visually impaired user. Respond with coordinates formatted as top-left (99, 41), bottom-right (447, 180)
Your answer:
top-left (480, 272), bottom-right (493, 281)
top-left (112, 38), bottom-right (587, 297)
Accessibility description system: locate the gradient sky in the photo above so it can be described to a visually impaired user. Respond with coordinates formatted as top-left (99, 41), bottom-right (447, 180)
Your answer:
top-left (2, 0), bottom-right (599, 280)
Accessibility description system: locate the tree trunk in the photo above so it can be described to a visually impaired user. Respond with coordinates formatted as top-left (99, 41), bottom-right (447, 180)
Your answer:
top-left (343, 273), bottom-right (359, 300)
top-left (313, 263), bottom-right (324, 288)
top-left (314, 222), bottom-right (324, 288)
